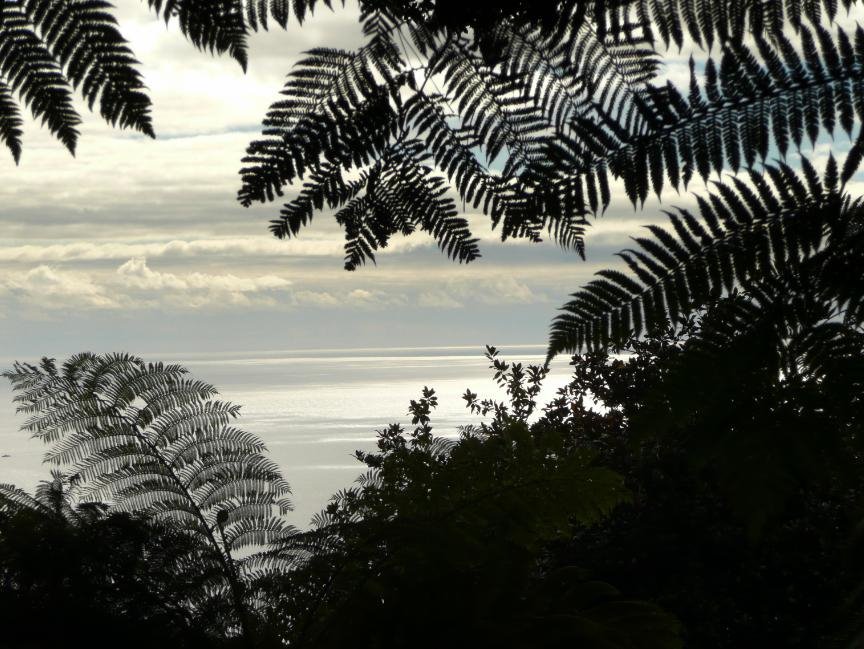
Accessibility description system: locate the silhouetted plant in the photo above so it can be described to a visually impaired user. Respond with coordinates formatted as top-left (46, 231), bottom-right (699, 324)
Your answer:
top-left (6, 2), bottom-right (864, 370)
top-left (2, 353), bottom-right (294, 644)
top-left (0, 472), bottom-right (231, 648)
top-left (259, 348), bottom-right (681, 648)
top-left (5, 324), bottom-right (863, 646)
top-left (549, 160), bottom-right (864, 359)
top-left (549, 308), bottom-right (864, 647)
top-left (235, 0), bottom-right (864, 273)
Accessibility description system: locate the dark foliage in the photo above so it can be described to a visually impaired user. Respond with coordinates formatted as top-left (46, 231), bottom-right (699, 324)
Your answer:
top-left (238, 0), bottom-right (660, 264)
top-left (0, 0), bottom-right (154, 159)
top-left (5, 313), bottom-right (864, 646)
top-left (555, 313), bottom-right (864, 647)
top-left (234, 0), bottom-right (864, 280)
top-left (256, 352), bottom-right (680, 649)
top-left (0, 474), bottom-right (231, 648)
top-left (249, 314), bottom-right (863, 647)
top-left (2, 353), bottom-right (295, 643)
top-left (549, 160), bottom-right (864, 358)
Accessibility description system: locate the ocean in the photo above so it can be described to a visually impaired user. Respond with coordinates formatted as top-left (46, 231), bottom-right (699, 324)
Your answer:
top-left (0, 345), bottom-right (575, 527)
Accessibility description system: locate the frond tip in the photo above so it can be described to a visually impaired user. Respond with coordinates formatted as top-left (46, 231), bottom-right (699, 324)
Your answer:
top-left (2, 352), bottom-right (293, 557)
top-left (547, 159), bottom-right (860, 361)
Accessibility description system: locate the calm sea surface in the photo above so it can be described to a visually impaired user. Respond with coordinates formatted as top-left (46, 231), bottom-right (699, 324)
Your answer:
top-left (0, 345), bottom-right (574, 527)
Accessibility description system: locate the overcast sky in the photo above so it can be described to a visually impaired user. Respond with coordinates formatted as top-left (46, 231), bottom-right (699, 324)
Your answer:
top-left (0, 2), bottom-right (858, 362)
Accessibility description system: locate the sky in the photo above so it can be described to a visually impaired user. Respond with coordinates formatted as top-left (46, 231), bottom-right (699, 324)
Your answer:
top-left (1, 1), bottom-right (863, 515)
top-left (0, 1), bottom-right (676, 362)
top-left (0, 2), bottom-right (859, 363)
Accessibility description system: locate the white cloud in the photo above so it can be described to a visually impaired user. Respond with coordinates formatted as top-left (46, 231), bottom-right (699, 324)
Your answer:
top-left (0, 235), bottom-right (439, 264)
top-left (0, 258), bottom-right (296, 312)
top-left (292, 290), bottom-right (341, 307)
top-left (344, 288), bottom-right (406, 308)
top-left (116, 257), bottom-right (292, 293)
top-left (460, 277), bottom-right (540, 305)
top-left (417, 290), bottom-right (463, 309)
top-left (416, 277), bottom-right (542, 309)
top-left (0, 266), bottom-right (119, 309)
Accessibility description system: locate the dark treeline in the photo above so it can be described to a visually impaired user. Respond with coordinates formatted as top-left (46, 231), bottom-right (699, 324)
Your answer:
top-left (3, 297), bottom-right (863, 647)
top-left (2, 0), bottom-right (864, 646)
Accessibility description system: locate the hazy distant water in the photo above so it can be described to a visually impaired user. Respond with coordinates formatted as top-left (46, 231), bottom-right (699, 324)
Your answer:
top-left (0, 345), bottom-right (574, 527)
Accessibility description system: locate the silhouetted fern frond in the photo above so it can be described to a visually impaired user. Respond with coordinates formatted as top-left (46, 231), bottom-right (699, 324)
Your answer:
top-left (548, 159), bottom-right (864, 358)
top-left (540, 23), bottom-right (864, 216)
top-left (23, 0), bottom-right (153, 136)
top-left (0, 1), bottom-right (80, 154)
top-left (238, 39), bottom-right (404, 206)
top-left (2, 352), bottom-right (295, 632)
top-left (239, 0), bottom-right (658, 258)
top-left (0, 481), bottom-right (53, 516)
top-left (336, 144), bottom-right (480, 269)
top-left (148, 0), bottom-right (249, 69)
top-left (0, 0), bottom-right (314, 159)
top-left (500, 2), bottom-right (658, 137)
top-left (235, 0), bottom-right (864, 263)
top-left (614, 0), bottom-right (856, 50)
top-left (0, 80), bottom-right (23, 162)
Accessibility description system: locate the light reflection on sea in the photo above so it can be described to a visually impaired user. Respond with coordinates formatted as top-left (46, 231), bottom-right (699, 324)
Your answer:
top-left (0, 345), bottom-right (574, 527)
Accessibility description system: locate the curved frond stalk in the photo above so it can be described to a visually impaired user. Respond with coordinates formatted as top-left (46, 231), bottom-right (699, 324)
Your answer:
top-left (1, 352), bottom-right (294, 639)
top-left (22, 0), bottom-right (154, 137)
top-left (547, 160), bottom-right (860, 360)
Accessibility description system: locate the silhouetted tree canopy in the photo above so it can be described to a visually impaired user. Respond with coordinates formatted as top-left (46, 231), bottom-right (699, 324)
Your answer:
top-left (259, 368), bottom-right (679, 649)
top-left (3, 2), bottom-right (864, 647)
top-left (0, 473), bottom-right (235, 648)
top-left (556, 313), bottom-right (864, 646)
top-left (4, 299), bottom-right (864, 646)
top-left (2, 0), bottom-right (863, 360)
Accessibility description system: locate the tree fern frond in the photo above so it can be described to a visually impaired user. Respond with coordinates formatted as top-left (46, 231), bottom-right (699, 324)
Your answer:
top-left (238, 39), bottom-right (403, 205)
top-left (2, 352), bottom-right (293, 634)
top-left (0, 482), bottom-right (52, 515)
top-left (630, 0), bottom-right (855, 50)
top-left (540, 24), bottom-right (864, 216)
top-left (222, 516), bottom-right (294, 551)
top-left (271, 161), bottom-right (367, 239)
top-left (237, 0), bottom-right (662, 254)
top-left (244, 0), bottom-right (295, 30)
top-left (0, 79), bottom-right (23, 162)
top-left (548, 161), bottom-right (855, 359)
top-left (147, 0), bottom-right (249, 70)
top-left (329, 144), bottom-right (481, 270)
top-left (430, 38), bottom-right (542, 175)
top-left (501, 2), bottom-right (658, 137)
top-left (0, 1), bottom-right (80, 152)
top-left (22, 0), bottom-right (154, 137)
